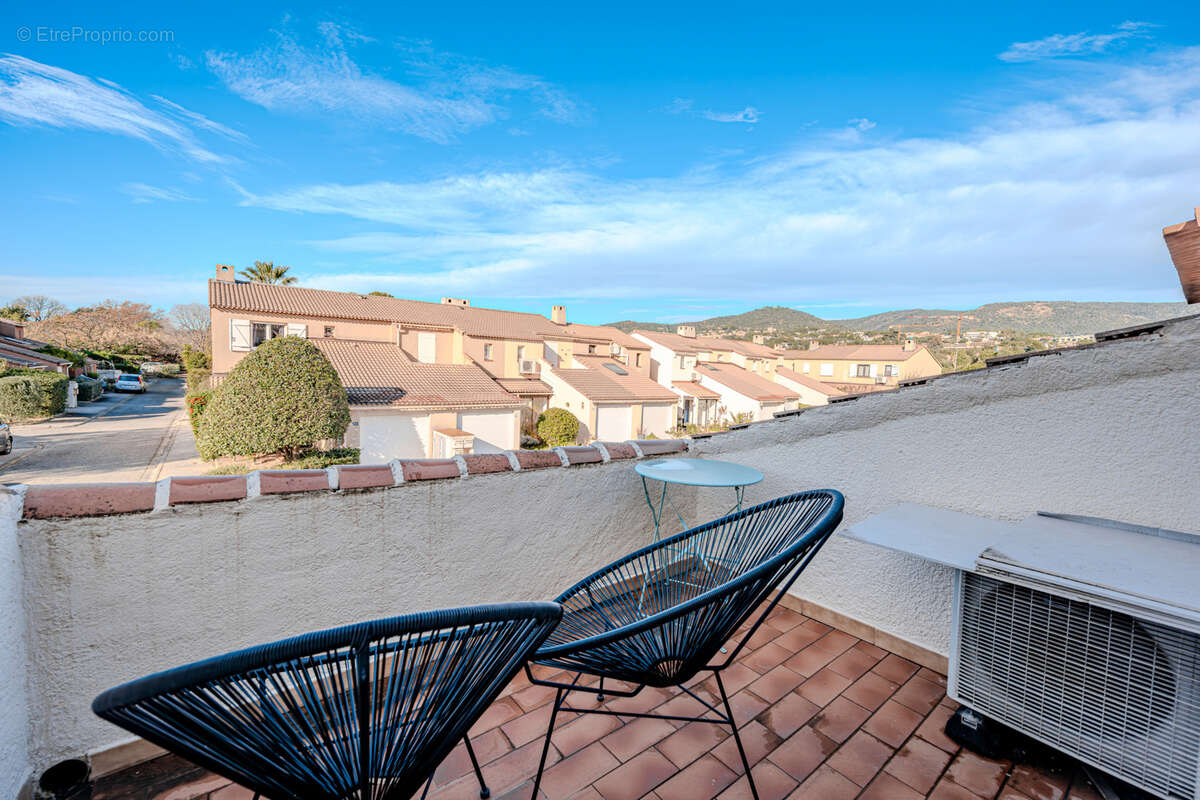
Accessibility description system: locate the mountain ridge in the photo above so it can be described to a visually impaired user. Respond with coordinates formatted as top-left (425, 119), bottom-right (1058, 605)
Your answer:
top-left (607, 301), bottom-right (1191, 336)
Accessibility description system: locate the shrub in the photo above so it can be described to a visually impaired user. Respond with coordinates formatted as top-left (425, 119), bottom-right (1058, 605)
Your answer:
top-left (182, 346), bottom-right (212, 393)
top-left (536, 407), bottom-right (580, 446)
top-left (0, 372), bottom-right (68, 419)
top-left (186, 391), bottom-right (211, 436)
top-left (75, 376), bottom-right (103, 402)
top-left (196, 337), bottom-right (350, 460)
top-left (283, 448), bottom-right (360, 469)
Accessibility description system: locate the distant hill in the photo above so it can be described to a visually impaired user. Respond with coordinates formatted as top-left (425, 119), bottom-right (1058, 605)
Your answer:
top-left (608, 301), bottom-right (1192, 337)
top-left (834, 301), bottom-right (1193, 335)
top-left (608, 306), bottom-right (833, 334)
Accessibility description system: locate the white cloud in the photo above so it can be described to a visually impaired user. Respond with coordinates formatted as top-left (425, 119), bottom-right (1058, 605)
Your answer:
top-left (0, 55), bottom-right (231, 162)
top-left (999, 21), bottom-right (1154, 63)
top-left (241, 48), bottom-right (1200, 306)
top-left (120, 182), bottom-right (195, 203)
top-left (206, 24), bottom-right (583, 142)
top-left (848, 117), bottom-right (876, 131)
top-left (666, 97), bottom-right (759, 124)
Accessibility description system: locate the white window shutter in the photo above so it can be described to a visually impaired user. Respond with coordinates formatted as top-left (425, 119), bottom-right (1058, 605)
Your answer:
top-left (285, 324), bottom-right (307, 338)
top-left (230, 319), bottom-right (252, 351)
top-left (802, 362), bottom-right (810, 373)
top-left (869, 364), bottom-right (878, 378)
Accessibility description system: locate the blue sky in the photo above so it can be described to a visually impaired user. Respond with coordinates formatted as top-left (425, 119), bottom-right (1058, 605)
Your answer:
top-left (1, 2), bottom-right (1197, 323)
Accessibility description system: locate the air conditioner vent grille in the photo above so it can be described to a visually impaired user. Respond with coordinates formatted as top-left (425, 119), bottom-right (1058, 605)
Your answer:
top-left (956, 573), bottom-right (1200, 800)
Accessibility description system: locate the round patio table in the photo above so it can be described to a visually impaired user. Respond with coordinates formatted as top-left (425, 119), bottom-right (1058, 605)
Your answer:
top-left (635, 458), bottom-right (764, 542)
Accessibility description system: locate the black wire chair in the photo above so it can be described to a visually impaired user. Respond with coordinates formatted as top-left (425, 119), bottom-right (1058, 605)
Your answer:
top-left (93, 602), bottom-right (562, 800)
top-left (526, 489), bottom-right (843, 800)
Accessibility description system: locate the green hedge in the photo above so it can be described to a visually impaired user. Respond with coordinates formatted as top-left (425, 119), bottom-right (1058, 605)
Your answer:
top-left (196, 337), bottom-right (349, 460)
top-left (75, 375), bottom-right (104, 402)
top-left (536, 407), bottom-right (580, 446)
top-left (0, 372), bottom-right (68, 419)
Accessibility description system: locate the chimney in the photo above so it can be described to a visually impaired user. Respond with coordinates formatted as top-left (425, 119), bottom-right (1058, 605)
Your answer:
top-left (677, 325), bottom-right (696, 338)
top-left (903, 335), bottom-right (916, 352)
top-left (752, 334), bottom-right (765, 345)
top-left (807, 340), bottom-right (819, 351)
top-left (214, 264), bottom-right (236, 282)
top-left (1163, 207), bottom-right (1200, 303)
top-left (440, 297), bottom-right (470, 307)
top-left (551, 305), bottom-right (566, 325)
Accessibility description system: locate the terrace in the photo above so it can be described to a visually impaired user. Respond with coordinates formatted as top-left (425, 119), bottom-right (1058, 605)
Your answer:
top-left (3, 313), bottom-right (1198, 800)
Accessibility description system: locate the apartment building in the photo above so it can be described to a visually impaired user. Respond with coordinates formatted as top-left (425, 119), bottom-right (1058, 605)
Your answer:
top-left (208, 266), bottom-right (659, 456)
top-left (774, 339), bottom-right (942, 387)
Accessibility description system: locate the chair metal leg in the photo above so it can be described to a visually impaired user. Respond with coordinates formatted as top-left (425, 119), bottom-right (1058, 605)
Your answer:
top-left (716, 671), bottom-right (759, 800)
top-left (464, 735), bottom-right (491, 798)
top-left (597, 677), bottom-right (605, 703)
top-left (530, 687), bottom-right (565, 799)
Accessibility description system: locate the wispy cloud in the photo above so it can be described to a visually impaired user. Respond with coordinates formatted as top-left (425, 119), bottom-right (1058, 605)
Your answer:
top-left (206, 23), bottom-right (583, 142)
top-left (241, 47), bottom-right (1200, 307)
top-left (999, 21), bottom-right (1154, 63)
top-left (666, 97), bottom-right (760, 124)
top-left (151, 96), bottom-right (249, 143)
top-left (121, 182), bottom-right (196, 203)
top-left (0, 55), bottom-right (232, 163)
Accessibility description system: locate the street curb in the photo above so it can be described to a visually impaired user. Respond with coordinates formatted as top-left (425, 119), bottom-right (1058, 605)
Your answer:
top-left (66, 381), bottom-right (151, 425)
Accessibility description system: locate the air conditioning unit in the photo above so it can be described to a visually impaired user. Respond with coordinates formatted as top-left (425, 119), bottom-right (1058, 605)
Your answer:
top-left (875, 376), bottom-right (888, 384)
top-left (848, 506), bottom-right (1200, 800)
top-left (951, 517), bottom-right (1200, 800)
top-left (520, 360), bottom-right (540, 374)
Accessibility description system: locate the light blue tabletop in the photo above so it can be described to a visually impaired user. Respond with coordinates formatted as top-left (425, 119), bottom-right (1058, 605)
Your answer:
top-left (635, 458), bottom-right (764, 488)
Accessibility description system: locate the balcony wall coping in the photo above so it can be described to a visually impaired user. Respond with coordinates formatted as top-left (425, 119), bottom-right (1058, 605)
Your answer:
top-left (14, 439), bottom-right (688, 519)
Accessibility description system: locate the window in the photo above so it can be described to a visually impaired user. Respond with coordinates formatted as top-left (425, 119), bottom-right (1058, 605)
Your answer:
top-left (884, 364), bottom-right (897, 377)
top-left (635, 353), bottom-right (642, 367)
top-left (483, 343), bottom-right (494, 361)
top-left (802, 362), bottom-right (810, 374)
top-left (588, 344), bottom-right (597, 354)
top-left (324, 326), bottom-right (334, 337)
top-left (517, 345), bottom-right (526, 362)
top-left (252, 323), bottom-right (286, 347)
top-left (855, 364), bottom-right (871, 378)
top-left (819, 363), bottom-right (834, 377)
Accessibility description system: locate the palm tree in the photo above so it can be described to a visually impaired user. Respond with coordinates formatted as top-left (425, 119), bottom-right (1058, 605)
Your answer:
top-left (239, 261), bottom-right (297, 284)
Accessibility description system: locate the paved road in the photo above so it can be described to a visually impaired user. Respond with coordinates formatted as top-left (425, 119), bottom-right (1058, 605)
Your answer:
top-left (0, 379), bottom-right (203, 485)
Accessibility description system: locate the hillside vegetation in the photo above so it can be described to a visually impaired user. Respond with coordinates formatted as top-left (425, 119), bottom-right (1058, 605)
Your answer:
top-left (609, 301), bottom-right (1190, 336)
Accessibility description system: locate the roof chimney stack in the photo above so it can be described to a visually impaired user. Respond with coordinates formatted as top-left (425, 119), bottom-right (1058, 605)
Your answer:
top-left (551, 305), bottom-right (566, 325)
top-left (903, 335), bottom-right (916, 352)
top-left (677, 325), bottom-right (696, 338)
top-left (440, 297), bottom-right (470, 307)
top-left (752, 334), bottom-right (765, 345)
top-left (214, 264), bottom-right (236, 282)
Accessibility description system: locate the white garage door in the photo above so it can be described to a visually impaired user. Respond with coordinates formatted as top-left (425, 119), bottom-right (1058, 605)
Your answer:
top-left (641, 403), bottom-right (674, 437)
top-left (596, 405), bottom-right (632, 442)
top-left (359, 414), bottom-right (428, 463)
top-left (458, 410), bottom-right (516, 453)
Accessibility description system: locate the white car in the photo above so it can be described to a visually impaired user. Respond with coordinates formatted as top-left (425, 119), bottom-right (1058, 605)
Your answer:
top-left (114, 374), bottom-right (147, 393)
top-left (0, 419), bottom-right (11, 455)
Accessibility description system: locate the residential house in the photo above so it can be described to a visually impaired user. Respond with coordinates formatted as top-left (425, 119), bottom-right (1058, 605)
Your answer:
top-left (692, 361), bottom-right (800, 421)
top-left (773, 367), bottom-right (846, 406)
top-left (542, 353), bottom-right (679, 440)
top-left (0, 321), bottom-right (70, 374)
top-left (775, 339), bottom-right (941, 388)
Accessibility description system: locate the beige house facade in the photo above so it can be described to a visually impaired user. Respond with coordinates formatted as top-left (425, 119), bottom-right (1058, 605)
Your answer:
top-left (775, 341), bottom-right (942, 388)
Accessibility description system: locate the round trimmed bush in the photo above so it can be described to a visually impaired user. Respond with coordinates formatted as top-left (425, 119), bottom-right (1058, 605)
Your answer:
top-left (196, 337), bottom-right (350, 460)
top-left (537, 407), bottom-right (580, 446)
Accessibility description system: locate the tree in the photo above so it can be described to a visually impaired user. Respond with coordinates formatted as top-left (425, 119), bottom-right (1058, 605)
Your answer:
top-left (0, 304), bottom-right (29, 321)
top-left (169, 303), bottom-right (211, 353)
top-left (196, 337), bottom-right (350, 460)
top-left (239, 260), bottom-right (297, 284)
top-left (368, 291), bottom-right (394, 297)
top-left (31, 301), bottom-right (171, 356)
top-left (11, 295), bottom-right (65, 321)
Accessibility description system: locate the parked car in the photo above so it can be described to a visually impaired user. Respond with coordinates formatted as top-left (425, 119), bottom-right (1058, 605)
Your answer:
top-left (0, 419), bottom-right (11, 456)
top-left (114, 374), bottom-right (147, 393)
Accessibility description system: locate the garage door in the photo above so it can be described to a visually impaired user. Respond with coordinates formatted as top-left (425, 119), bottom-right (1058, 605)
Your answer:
top-left (596, 405), bottom-right (632, 441)
top-left (359, 414), bottom-right (428, 462)
top-left (640, 403), bottom-right (674, 437)
top-left (458, 410), bottom-right (517, 453)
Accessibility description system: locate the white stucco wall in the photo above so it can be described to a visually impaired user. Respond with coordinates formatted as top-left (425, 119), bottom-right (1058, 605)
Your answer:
top-left (774, 373), bottom-right (833, 406)
top-left (16, 465), bottom-right (699, 771)
top-left (696, 374), bottom-right (760, 421)
top-left (695, 316), bottom-right (1200, 661)
top-left (0, 486), bottom-right (30, 799)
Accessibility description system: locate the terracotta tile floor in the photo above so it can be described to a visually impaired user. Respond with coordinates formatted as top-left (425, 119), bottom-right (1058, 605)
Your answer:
top-left (92, 604), bottom-right (1107, 800)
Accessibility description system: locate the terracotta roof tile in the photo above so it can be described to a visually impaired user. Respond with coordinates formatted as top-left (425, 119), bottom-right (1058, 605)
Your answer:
top-left (495, 377), bottom-right (553, 395)
top-left (550, 356), bottom-right (679, 403)
top-left (775, 368), bottom-right (846, 396)
top-left (777, 344), bottom-right (925, 361)
top-left (631, 330), bottom-right (777, 359)
top-left (672, 380), bottom-right (721, 399)
top-left (311, 339), bottom-right (520, 409)
top-left (695, 361), bottom-right (798, 402)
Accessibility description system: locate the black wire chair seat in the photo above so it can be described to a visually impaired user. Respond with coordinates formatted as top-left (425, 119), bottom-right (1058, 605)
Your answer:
top-left (526, 490), bottom-right (844, 800)
top-left (93, 603), bottom-right (562, 800)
